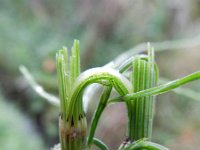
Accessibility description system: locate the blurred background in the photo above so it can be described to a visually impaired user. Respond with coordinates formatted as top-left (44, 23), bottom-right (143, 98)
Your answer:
top-left (0, 0), bottom-right (200, 149)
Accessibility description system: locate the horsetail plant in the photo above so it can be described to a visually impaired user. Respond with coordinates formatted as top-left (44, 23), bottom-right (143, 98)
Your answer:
top-left (127, 45), bottom-right (158, 141)
top-left (56, 40), bottom-right (87, 150)
top-left (20, 39), bottom-right (200, 150)
top-left (56, 40), bottom-right (132, 150)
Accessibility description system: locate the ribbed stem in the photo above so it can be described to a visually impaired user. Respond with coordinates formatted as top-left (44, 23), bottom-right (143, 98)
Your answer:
top-left (128, 46), bottom-right (158, 141)
top-left (87, 86), bottom-right (112, 148)
top-left (56, 40), bottom-right (87, 150)
top-left (59, 115), bottom-right (87, 150)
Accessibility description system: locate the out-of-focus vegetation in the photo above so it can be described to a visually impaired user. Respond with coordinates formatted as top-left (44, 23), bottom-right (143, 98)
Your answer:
top-left (0, 90), bottom-right (45, 150)
top-left (0, 0), bottom-right (200, 149)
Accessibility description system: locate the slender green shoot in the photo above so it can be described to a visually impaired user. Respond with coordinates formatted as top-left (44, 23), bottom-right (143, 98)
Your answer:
top-left (159, 77), bottom-right (200, 101)
top-left (19, 65), bottom-right (59, 106)
top-left (56, 40), bottom-right (86, 150)
top-left (123, 139), bottom-right (169, 150)
top-left (20, 39), bottom-right (200, 150)
top-left (93, 138), bottom-right (110, 150)
top-left (87, 86), bottom-right (112, 148)
top-left (67, 67), bottom-right (132, 120)
top-left (109, 71), bottom-right (200, 104)
top-left (125, 44), bottom-right (158, 141)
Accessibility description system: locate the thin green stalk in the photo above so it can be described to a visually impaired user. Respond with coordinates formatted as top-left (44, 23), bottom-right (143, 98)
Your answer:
top-left (87, 86), bottom-right (112, 148)
top-left (123, 139), bottom-right (169, 150)
top-left (93, 138), bottom-right (110, 150)
top-left (124, 71), bottom-right (200, 101)
top-left (56, 52), bottom-right (68, 123)
top-left (19, 65), bottom-right (59, 106)
top-left (159, 77), bottom-right (200, 101)
top-left (61, 47), bottom-right (70, 95)
top-left (109, 71), bottom-right (200, 103)
top-left (118, 55), bottom-right (148, 73)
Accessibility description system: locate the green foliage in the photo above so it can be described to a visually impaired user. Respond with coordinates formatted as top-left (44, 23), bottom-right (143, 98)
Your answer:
top-left (1, 1), bottom-right (200, 149)
top-left (0, 91), bottom-right (45, 150)
top-left (53, 40), bottom-right (200, 150)
top-left (56, 41), bottom-right (86, 150)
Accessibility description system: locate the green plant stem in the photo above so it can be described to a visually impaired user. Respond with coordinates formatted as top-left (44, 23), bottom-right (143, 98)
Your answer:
top-left (109, 71), bottom-right (200, 103)
top-left (159, 78), bottom-right (200, 101)
top-left (93, 138), bottom-right (110, 150)
top-left (56, 40), bottom-right (87, 150)
top-left (123, 139), bottom-right (169, 150)
top-left (68, 67), bottom-right (131, 120)
top-left (127, 45), bottom-right (158, 141)
top-left (118, 55), bottom-right (148, 73)
top-left (117, 55), bottom-right (199, 102)
top-left (87, 86), bottom-right (112, 148)
top-left (124, 71), bottom-right (200, 101)
top-left (19, 65), bottom-right (59, 106)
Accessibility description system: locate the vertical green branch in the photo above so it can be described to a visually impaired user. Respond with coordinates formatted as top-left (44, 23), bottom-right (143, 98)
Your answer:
top-left (87, 86), bottom-right (112, 148)
top-left (56, 51), bottom-right (68, 124)
top-left (56, 40), bottom-right (87, 150)
top-left (127, 44), bottom-right (158, 141)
